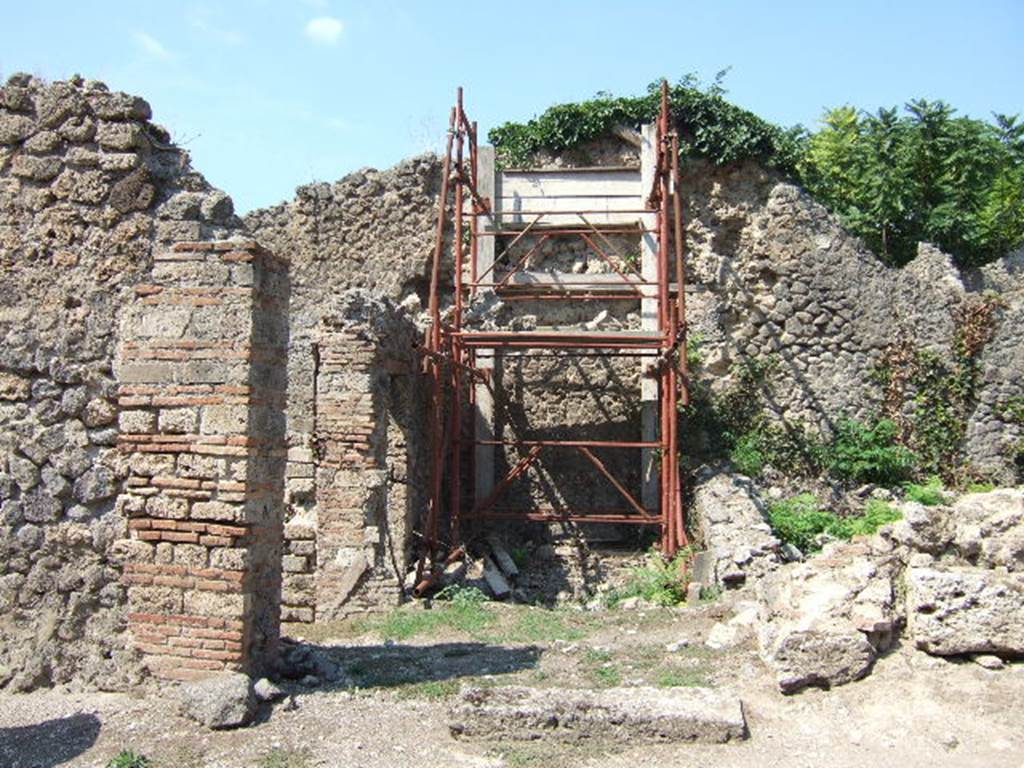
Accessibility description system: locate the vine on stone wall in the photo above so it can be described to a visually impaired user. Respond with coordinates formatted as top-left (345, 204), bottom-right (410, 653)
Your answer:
top-left (875, 293), bottom-right (1004, 480)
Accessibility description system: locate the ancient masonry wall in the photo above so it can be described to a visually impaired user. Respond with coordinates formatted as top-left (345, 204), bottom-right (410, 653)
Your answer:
top-left (0, 74), bottom-right (242, 692)
top-left (114, 241), bottom-right (288, 681)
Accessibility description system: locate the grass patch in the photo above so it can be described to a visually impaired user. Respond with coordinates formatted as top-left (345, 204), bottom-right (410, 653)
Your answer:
top-left (371, 589), bottom-right (496, 641)
top-left (656, 667), bottom-right (711, 688)
top-left (393, 679), bottom-right (460, 700)
top-left (487, 607), bottom-right (592, 644)
top-left (966, 481), bottom-right (996, 493)
top-left (256, 748), bottom-right (312, 768)
top-left (490, 742), bottom-right (618, 768)
top-left (155, 746), bottom-right (204, 768)
top-left (582, 648), bottom-right (621, 687)
top-left (904, 475), bottom-right (949, 506)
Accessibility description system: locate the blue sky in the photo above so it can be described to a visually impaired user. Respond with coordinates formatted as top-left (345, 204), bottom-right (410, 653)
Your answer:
top-left (4, 1), bottom-right (1022, 213)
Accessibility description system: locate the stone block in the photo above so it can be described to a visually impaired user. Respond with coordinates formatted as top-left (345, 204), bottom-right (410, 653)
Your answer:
top-left (0, 372), bottom-right (31, 400)
top-left (201, 405), bottom-right (248, 435)
top-left (191, 500), bottom-right (243, 522)
top-left (146, 493), bottom-right (188, 524)
top-left (906, 565), bottom-right (1024, 657)
top-left (210, 548), bottom-right (249, 571)
top-left (119, 410), bottom-right (156, 434)
top-left (159, 407), bottom-right (199, 434)
top-left (96, 121), bottom-right (142, 150)
top-left (449, 686), bottom-right (747, 744)
top-left (174, 544), bottom-right (209, 569)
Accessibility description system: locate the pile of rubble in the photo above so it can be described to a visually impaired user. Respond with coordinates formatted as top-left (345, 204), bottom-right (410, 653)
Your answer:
top-left (691, 471), bottom-right (1023, 693)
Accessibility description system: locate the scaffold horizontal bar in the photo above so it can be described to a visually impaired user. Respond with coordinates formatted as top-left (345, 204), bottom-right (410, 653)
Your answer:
top-left (463, 510), bottom-right (662, 525)
top-left (476, 439), bottom-right (661, 448)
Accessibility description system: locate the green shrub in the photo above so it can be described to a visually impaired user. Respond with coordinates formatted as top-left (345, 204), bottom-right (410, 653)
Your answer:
top-left (827, 418), bottom-right (916, 486)
top-left (729, 432), bottom-right (765, 477)
top-left (489, 73), bottom-right (804, 174)
top-left (904, 475), bottom-right (948, 506)
top-left (768, 494), bottom-right (903, 551)
top-left (106, 752), bottom-right (151, 768)
top-left (766, 494), bottom-right (840, 552)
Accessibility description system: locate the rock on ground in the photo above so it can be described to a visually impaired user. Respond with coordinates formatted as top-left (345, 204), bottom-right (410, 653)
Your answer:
top-left (755, 540), bottom-right (900, 694)
top-left (905, 565), bottom-right (1024, 658)
top-left (178, 672), bottom-right (256, 730)
top-left (448, 685), bottom-right (747, 744)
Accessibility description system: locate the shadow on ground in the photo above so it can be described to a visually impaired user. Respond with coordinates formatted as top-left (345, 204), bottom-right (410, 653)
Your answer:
top-left (0, 713), bottom-right (101, 768)
top-left (281, 641), bottom-right (543, 692)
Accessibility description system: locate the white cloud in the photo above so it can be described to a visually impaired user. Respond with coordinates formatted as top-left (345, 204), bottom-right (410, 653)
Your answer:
top-left (133, 31), bottom-right (172, 60)
top-left (187, 6), bottom-right (244, 46)
top-left (304, 16), bottom-right (344, 46)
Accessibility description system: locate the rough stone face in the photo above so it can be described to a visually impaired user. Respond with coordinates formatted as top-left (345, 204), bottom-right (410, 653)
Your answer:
top-left (0, 74), bottom-right (245, 692)
top-left (905, 565), bottom-right (1024, 657)
top-left (178, 672), bottom-right (256, 729)
top-left (951, 490), bottom-right (1024, 572)
top-left (690, 470), bottom-right (782, 588)
top-left (448, 686), bottom-right (747, 743)
top-left (755, 540), bottom-right (900, 694)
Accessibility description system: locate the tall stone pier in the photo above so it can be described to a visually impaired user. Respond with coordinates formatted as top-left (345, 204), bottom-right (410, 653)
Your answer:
top-left (114, 240), bottom-right (289, 681)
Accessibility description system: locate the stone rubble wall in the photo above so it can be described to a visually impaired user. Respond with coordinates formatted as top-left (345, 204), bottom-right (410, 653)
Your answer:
top-left (113, 241), bottom-right (288, 681)
top-left (0, 74), bottom-right (243, 692)
top-left (679, 159), bottom-right (1023, 480)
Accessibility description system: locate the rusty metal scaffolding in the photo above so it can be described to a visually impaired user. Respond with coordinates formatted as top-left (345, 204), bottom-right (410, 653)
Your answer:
top-left (416, 83), bottom-right (690, 591)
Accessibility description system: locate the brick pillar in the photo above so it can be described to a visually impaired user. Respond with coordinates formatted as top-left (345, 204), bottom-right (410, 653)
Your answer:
top-left (115, 240), bottom-right (288, 682)
top-left (313, 330), bottom-right (387, 619)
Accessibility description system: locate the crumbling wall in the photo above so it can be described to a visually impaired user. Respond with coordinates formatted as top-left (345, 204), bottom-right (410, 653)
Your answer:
top-left (679, 159), bottom-right (1024, 480)
top-left (245, 162), bottom-right (439, 618)
top-left (0, 74), bottom-right (243, 691)
top-left (306, 293), bottom-right (423, 620)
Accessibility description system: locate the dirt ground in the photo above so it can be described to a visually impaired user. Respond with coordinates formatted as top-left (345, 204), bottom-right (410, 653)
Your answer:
top-left (1, 595), bottom-right (1022, 768)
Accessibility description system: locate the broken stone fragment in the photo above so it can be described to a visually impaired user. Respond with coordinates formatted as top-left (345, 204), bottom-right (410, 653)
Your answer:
top-left (178, 672), bottom-right (256, 730)
top-left (905, 565), bottom-right (1024, 658)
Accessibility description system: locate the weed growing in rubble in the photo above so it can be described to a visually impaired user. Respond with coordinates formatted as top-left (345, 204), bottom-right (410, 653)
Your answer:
top-left (767, 494), bottom-right (902, 552)
top-left (256, 747), bottom-right (312, 768)
top-left (606, 549), bottom-right (690, 607)
top-left (106, 752), bottom-right (151, 768)
top-left (904, 475), bottom-right (949, 506)
top-left (827, 418), bottom-right (917, 486)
